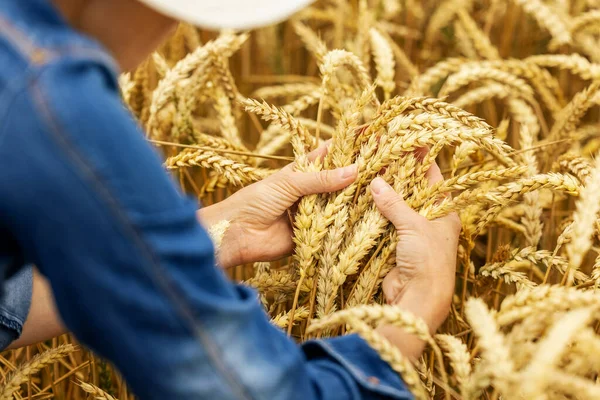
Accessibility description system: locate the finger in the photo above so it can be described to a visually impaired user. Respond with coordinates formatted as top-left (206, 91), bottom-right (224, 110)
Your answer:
top-left (438, 211), bottom-right (462, 235)
top-left (307, 139), bottom-right (332, 162)
top-left (285, 164), bottom-right (358, 197)
top-left (425, 160), bottom-right (451, 205)
top-left (371, 177), bottom-right (425, 231)
top-left (414, 146), bottom-right (429, 162)
top-left (279, 139), bottom-right (332, 175)
top-left (425, 160), bottom-right (444, 187)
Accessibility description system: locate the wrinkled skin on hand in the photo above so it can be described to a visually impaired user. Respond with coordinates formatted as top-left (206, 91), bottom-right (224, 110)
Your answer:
top-left (198, 142), bottom-right (357, 268)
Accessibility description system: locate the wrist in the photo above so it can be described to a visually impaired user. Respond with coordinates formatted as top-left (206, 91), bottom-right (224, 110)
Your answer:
top-left (394, 279), bottom-right (453, 334)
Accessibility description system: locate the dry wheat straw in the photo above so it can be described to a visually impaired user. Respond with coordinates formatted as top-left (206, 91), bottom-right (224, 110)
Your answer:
top-left (0, 344), bottom-right (76, 400)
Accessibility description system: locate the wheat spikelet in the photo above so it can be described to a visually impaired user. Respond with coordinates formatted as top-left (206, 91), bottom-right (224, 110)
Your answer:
top-left (128, 59), bottom-right (151, 122)
top-left (118, 72), bottom-right (134, 104)
top-left (465, 299), bottom-right (515, 392)
top-left (354, 0), bottom-right (373, 67)
top-left (243, 98), bottom-right (316, 154)
top-left (212, 87), bottom-right (244, 149)
top-left (422, 0), bottom-right (475, 59)
top-left (346, 240), bottom-right (396, 307)
top-left (548, 370), bottom-right (600, 398)
top-left (554, 153), bottom-right (593, 183)
top-left (453, 81), bottom-right (511, 106)
top-left (308, 304), bottom-right (432, 342)
top-left (147, 33), bottom-right (247, 138)
top-left (0, 344), bottom-right (76, 400)
top-left (426, 173), bottom-right (580, 220)
top-left (344, 316), bottom-right (429, 400)
top-left (375, 25), bottom-right (419, 79)
top-left (319, 49), bottom-right (373, 101)
top-left (512, 0), bottom-right (571, 46)
top-left (455, 10), bottom-right (500, 60)
top-left (519, 308), bottom-right (593, 397)
top-left (327, 85), bottom-right (376, 169)
top-left (570, 10), bottom-right (600, 37)
top-left (479, 261), bottom-right (537, 289)
top-left (454, 20), bottom-right (478, 59)
top-left (151, 52), bottom-right (169, 78)
top-left (271, 307), bottom-right (310, 328)
top-left (436, 334), bottom-right (472, 396)
top-left (415, 166), bottom-right (528, 210)
top-left (165, 149), bottom-right (274, 186)
top-left (565, 151), bottom-right (600, 283)
top-left (291, 20), bottom-right (328, 64)
top-left (514, 120), bottom-right (543, 248)
top-left (369, 28), bottom-right (395, 99)
top-left (513, 247), bottom-right (589, 283)
top-left (439, 66), bottom-right (535, 100)
top-left (245, 270), bottom-right (299, 294)
top-left (549, 81), bottom-right (600, 142)
top-left (191, 131), bottom-right (250, 161)
top-left (565, 327), bottom-right (600, 375)
top-left (526, 54), bottom-right (600, 81)
top-left (497, 285), bottom-right (600, 326)
top-left (406, 58), bottom-right (467, 95)
top-left (78, 381), bottom-right (118, 400)
top-left (208, 52), bottom-right (241, 102)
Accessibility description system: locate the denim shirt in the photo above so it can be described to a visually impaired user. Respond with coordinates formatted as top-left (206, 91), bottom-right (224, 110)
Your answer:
top-left (0, 1), bottom-right (413, 399)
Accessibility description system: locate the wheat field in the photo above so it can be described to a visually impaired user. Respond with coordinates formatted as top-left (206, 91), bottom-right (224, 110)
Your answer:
top-left (2, 0), bottom-right (600, 399)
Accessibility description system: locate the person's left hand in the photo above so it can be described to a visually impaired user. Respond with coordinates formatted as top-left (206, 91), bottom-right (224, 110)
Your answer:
top-left (198, 143), bottom-right (358, 268)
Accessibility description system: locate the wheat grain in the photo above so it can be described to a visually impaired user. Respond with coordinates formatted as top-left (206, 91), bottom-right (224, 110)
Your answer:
top-left (0, 344), bottom-right (76, 400)
top-left (565, 151), bottom-right (600, 283)
top-left (369, 28), bottom-right (396, 99)
top-left (78, 381), bottom-right (118, 400)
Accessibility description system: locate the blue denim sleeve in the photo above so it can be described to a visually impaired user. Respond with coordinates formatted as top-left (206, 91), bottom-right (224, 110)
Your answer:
top-left (0, 266), bottom-right (32, 350)
top-left (303, 334), bottom-right (414, 399)
top-left (0, 51), bottom-right (412, 399)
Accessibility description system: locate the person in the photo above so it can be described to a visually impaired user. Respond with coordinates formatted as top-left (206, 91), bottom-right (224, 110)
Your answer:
top-left (0, 0), bottom-right (461, 399)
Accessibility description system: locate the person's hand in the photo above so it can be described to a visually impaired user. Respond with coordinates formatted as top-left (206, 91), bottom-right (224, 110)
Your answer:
top-left (369, 162), bottom-right (461, 359)
top-left (198, 143), bottom-right (358, 268)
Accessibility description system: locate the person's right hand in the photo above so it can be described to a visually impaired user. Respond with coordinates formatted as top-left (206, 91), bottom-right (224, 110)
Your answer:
top-left (369, 162), bottom-right (461, 359)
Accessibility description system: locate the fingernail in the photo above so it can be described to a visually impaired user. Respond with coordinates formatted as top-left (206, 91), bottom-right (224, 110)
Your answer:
top-left (339, 164), bottom-right (357, 179)
top-left (371, 177), bottom-right (391, 194)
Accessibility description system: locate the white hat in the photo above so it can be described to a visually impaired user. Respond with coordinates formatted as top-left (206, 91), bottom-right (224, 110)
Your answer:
top-left (138, 0), bottom-right (314, 30)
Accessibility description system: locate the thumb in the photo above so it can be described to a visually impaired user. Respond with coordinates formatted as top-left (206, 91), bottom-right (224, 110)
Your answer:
top-left (371, 177), bottom-right (425, 231)
top-left (288, 164), bottom-right (358, 196)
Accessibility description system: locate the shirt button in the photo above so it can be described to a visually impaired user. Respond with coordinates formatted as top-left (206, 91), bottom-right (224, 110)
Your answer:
top-left (367, 376), bottom-right (380, 385)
